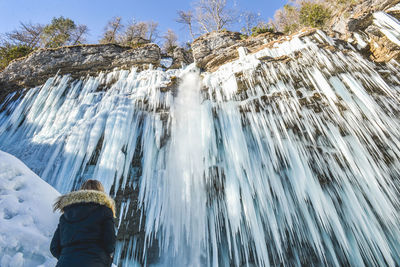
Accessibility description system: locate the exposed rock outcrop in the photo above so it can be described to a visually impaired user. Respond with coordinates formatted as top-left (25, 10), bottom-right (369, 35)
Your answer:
top-left (327, 0), bottom-right (400, 61)
top-left (190, 0), bottom-right (400, 72)
top-left (1, 0), bottom-right (400, 103)
top-left (191, 31), bottom-right (242, 70)
top-left (191, 30), bottom-right (283, 71)
top-left (128, 37), bottom-right (151, 46)
top-left (0, 43), bottom-right (161, 101)
top-left (170, 47), bottom-right (194, 69)
top-left (328, 0), bottom-right (400, 36)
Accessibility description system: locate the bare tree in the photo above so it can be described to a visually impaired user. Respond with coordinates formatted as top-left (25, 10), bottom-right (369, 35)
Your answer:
top-left (147, 21), bottom-right (159, 42)
top-left (5, 22), bottom-right (44, 48)
top-left (71, 25), bottom-right (89, 45)
top-left (195, 0), bottom-right (237, 33)
top-left (124, 20), bottom-right (148, 42)
top-left (176, 10), bottom-right (196, 40)
top-left (240, 11), bottom-right (261, 36)
top-left (162, 29), bottom-right (178, 54)
top-left (3, 18), bottom-right (88, 49)
top-left (100, 17), bottom-right (124, 44)
top-left (273, 4), bottom-right (301, 33)
top-left (120, 20), bottom-right (159, 45)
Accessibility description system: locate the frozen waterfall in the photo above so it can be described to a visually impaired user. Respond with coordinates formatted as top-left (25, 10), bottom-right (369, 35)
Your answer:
top-left (1, 30), bottom-right (400, 267)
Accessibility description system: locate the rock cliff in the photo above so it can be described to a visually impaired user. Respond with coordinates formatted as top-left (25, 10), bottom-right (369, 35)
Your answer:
top-left (327, 0), bottom-right (400, 62)
top-left (2, 0), bottom-right (399, 100)
top-left (326, 0), bottom-right (400, 62)
top-left (0, 43), bottom-right (161, 102)
top-left (191, 30), bottom-right (283, 71)
top-left (190, 0), bottom-right (400, 71)
top-left (170, 47), bottom-right (194, 69)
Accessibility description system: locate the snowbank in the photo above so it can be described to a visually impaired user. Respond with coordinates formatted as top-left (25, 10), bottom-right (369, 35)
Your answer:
top-left (0, 150), bottom-right (60, 267)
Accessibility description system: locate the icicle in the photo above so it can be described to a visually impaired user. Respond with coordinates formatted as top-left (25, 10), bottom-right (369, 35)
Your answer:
top-left (1, 14), bottom-right (400, 266)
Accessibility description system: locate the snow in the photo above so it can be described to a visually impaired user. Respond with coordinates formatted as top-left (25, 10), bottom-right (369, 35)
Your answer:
top-left (0, 150), bottom-right (59, 267)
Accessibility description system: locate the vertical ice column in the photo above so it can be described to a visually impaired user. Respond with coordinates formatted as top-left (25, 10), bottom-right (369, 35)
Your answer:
top-left (141, 65), bottom-right (210, 265)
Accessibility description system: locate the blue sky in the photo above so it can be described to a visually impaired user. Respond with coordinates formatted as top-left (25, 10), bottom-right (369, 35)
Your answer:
top-left (0, 0), bottom-right (287, 44)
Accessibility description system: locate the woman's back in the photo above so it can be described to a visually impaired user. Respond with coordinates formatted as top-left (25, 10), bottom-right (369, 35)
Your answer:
top-left (50, 189), bottom-right (116, 267)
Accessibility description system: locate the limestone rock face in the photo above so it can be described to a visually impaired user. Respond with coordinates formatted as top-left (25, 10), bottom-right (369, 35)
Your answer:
top-left (0, 43), bottom-right (161, 100)
top-left (128, 37), bottom-right (151, 45)
top-left (327, 0), bottom-right (400, 61)
top-left (190, 0), bottom-right (400, 72)
top-left (170, 47), bottom-right (194, 69)
top-left (191, 30), bottom-right (282, 71)
top-left (191, 31), bottom-right (242, 70)
top-left (328, 0), bottom-right (400, 35)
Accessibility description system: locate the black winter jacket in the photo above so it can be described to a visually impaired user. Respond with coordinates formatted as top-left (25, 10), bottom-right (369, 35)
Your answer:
top-left (50, 190), bottom-right (117, 267)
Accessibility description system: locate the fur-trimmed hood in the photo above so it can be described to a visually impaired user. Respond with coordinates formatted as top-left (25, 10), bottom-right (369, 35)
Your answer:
top-left (54, 190), bottom-right (116, 217)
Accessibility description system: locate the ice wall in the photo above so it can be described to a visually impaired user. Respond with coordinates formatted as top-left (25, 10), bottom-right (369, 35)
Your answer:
top-left (1, 16), bottom-right (400, 267)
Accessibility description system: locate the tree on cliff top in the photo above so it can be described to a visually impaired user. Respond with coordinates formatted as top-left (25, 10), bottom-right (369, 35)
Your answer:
top-left (4, 22), bottom-right (44, 48)
top-left (70, 25), bottom-right (89, 45)
top-left (122, 20), bottom-right (159, 45)
top-left (162, 29), bottom-right (178, 54)
top-left (4, 17), bottom-right (88, 49)
top-left (100, 18), bottom-right (160, 46)
top-left (0, 44), bottom-right (33, 70)
top-left (195, 0), bottom-right (237, 33)
top-left (177, 0), bottom-right (237, 38)
top-left (146, 21), bottom-right (159, 43)
top-left (273, 0), bottom-right (332, 33)
top-left (176, 10), bottom-right (196, 41)
top-left (40, 16), bottom-right (88, 48)
top-left (240, 11), bottom-right (262, 36)
top-left (274, 4), bottom-right (301, 34)
top-left (100, 17), bottom-right (124, 44)
top-left (0, 16), bottom-right (88, 69)
top-left (299, 2), bottom-right (331, 28)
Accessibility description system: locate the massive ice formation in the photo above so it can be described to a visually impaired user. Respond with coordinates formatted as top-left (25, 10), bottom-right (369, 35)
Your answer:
top-left (1, 7), bottom-right (400, 267)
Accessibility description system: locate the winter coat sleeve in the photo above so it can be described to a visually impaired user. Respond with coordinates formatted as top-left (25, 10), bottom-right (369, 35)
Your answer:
top-left (102, 207), bottom-right (116, 255)
top-left (50, 223), bottom-right (61, 259)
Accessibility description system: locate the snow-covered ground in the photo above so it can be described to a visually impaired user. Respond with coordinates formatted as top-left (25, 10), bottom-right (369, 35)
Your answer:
top-left (0, 150), bottom-right (59, 267)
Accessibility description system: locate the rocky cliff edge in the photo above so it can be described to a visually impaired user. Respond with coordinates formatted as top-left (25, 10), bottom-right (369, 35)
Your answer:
top-left (1, 0), bottom-right (400, 101)
top-left (0, 43), bottom-right (161, 101)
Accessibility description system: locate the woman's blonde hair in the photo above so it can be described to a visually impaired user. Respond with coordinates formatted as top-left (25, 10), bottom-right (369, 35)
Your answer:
top-left (80, 179), bottom-right (105, 192)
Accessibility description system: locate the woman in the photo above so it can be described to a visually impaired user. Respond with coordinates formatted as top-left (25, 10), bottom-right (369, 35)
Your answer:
top-left (50, 179), bottom-right (116, 267)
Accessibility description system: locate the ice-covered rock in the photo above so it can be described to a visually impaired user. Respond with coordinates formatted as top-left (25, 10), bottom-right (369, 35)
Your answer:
top-left (326, 0), bottom-right (400, 61)
top-left (0, 43), bottom-right (161, 102)
top-left (191, 30), bottom-right (282, 71)
top-left (0, 150), bottom-right (59, 267)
